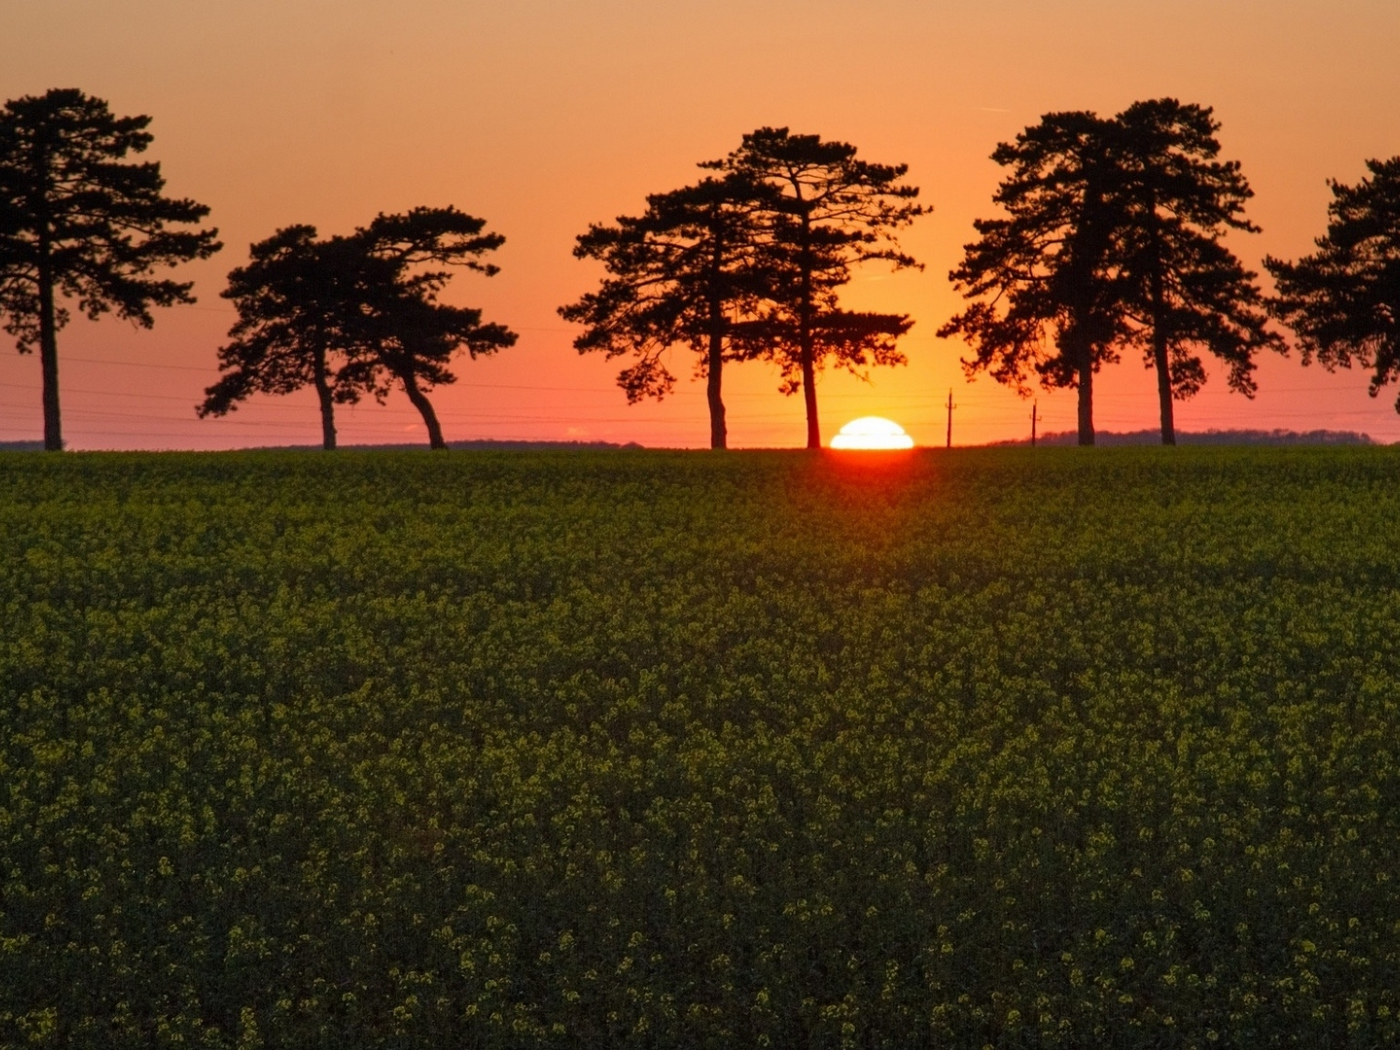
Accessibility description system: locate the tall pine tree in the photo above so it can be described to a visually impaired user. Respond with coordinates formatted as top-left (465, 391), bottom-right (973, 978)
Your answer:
top-left (0, 88), bottom-right (219, 450)
top-left (714, 128), bottom-right (924, 449)
top-left (1112, 99), bottom-right (1279, 444)
top-left (939, 111), bottom-right (1125, 446)
top-left (561, 174), bottom-right (772, 449)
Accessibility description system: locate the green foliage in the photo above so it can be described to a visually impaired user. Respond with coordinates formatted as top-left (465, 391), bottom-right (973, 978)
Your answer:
top-left (3, 448), bottom-right (1400, 1048)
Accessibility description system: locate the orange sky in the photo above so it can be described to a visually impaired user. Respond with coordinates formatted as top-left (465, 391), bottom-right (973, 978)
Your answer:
top-left (3, 0), bottom-right (1399, 449)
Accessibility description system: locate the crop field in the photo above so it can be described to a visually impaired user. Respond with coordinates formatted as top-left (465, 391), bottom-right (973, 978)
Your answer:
top-left (3, 447), bottom-right (1400, 1049)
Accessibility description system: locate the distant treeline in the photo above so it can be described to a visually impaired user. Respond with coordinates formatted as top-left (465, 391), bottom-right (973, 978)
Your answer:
top-left (993, 428), bottom-right (1378, 448)
top-left (3, 89), bottom-right (1399, 450)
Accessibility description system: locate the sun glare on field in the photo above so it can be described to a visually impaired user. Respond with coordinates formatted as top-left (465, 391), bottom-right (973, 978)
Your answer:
top-left (830, 416), bottom-right (915, 450)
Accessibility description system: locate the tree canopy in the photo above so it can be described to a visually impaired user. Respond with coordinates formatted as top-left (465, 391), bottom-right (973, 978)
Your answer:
top-left (940, 110), bottom-right (1138, 446)
top-left (1112, 99), bottom-right (1280, 444)
top-left (1266, 157), bottom-right (1400, 410)
top-left (199, 227), bottom-right (374, 450)
top-left (712, 128), bottom-right (924, 449)
top-left (561, 173), bottom-right (772, 449)
top-left (347, 207), bottom-right (517, 449)
top-left (0, 88), bottom-right (220, 450)
top-left (202, 206), bottom-right (514, 450)
top-left (941, 101), bottom-right (1274, 445)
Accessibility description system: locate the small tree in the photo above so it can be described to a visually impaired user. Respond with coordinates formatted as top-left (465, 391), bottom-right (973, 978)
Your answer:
top-left (714, 128), bottom-right (924, 449)
top-left (560, 174), bottom-right (771, 449)
top-left (1266, 158), bottom-right (1400, 408)
top-left (199, 227), bottom-right (373, 450)
top-left (1112, 99), bottom-right (1280, 444)
top-left (347, 207), bottom-right (517, 449)
top-left (0, 88), bottom-right (219, 450)
top-left (939, 111), bottom-right (1126, 446)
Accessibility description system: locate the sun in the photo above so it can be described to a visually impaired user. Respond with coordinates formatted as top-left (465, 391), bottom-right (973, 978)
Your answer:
top-left (830, 416), bottom-right (915, 450)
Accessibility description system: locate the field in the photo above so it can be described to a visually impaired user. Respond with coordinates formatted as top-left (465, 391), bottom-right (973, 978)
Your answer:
top-left (3, 447), bottom-right (1400, 1049)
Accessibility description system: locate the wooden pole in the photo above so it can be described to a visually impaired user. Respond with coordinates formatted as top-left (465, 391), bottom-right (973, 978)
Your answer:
top-left (1030, 400), bottom-right (1038, 447)
top-left (945, 388), bottom-right (954, 449)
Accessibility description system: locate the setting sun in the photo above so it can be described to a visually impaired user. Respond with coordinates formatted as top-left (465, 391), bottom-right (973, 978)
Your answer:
top-left (829, 417), bottom-right (915, 450)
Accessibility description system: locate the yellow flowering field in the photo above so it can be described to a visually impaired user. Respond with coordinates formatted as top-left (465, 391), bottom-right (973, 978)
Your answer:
top-left (2, 448), bottom-right (1398, 1049)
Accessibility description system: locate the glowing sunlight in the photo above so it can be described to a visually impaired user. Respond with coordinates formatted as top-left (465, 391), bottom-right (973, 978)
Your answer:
top-left (829, 416), bottom-right (915, 450)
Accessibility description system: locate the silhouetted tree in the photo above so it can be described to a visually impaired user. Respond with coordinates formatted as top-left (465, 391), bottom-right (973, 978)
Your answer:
top-left (346, 207), bottom-right (517, 449)
top-left (714, 128), bottom-right (924, 449)
top-left (199, 227), bottom-right (373, 450)
top-left (1113, 99), bottom-right (1280, 444)
top-left (1266, 158), bottom-right (1400, 409)
top-left (202, 208), bottom-right (513, 450)
top-left (0, 88), bottom-right (219, 450)
top-left (560, 174), bottom-right (771, 449)
top-left (939, 111), bottom-right (1125, 446)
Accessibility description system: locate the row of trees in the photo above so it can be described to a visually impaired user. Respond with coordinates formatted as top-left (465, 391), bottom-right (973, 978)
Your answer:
top-left (561, 105), bottom-right (1400, 448)
top-left (3, 87), bottom-right (1400, 450)
top-left (0, 89), bottom-right (517, 451)
top-left (214, 126), bottom-right (924, 452)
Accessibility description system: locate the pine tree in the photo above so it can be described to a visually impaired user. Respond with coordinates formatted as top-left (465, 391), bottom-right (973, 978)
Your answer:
top-left (714, 128), bottom-right (924, 449)
top-left (0, 88), bottom-right (219, 450)
top-left (938, 111), bottom-right (1125, 446)
top-left (1266, 158), bottom-right (1400, 408)
top-left (560, 174), bottom-right (771, 449)
top-left (1112, 99), bottom-right (1280, 444)
top-left (199, 227), bottom-right (373, 450)
top-left (346, 207), bottom-right (516, 449)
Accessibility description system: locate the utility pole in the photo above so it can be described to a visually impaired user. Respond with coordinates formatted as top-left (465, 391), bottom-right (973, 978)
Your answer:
top-left (945, 388), bottom-right (955, 449)
top-left (1030, 400), bottom-right (1039, 447)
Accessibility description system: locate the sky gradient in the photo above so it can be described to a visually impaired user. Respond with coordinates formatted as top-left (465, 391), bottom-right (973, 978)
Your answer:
top-left (3, 0), bottom-right (1399, 449)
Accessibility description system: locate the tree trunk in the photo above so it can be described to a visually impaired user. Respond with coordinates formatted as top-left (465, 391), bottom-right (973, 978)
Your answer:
top-left (1150, 254), bottom-right (1176, 446)
top-left (706, 222), bottom-right (727, 450)
top-left (1153, 329), bottom-right (1175, 446)
top-left (1069, 166), bottom-right (1111, 450)
top-left (1074, 330), bottom-right (1095, 446)
top-left (38, 242), bottom-right (62, 452)
top-left (33, 136), bottom-right (62, 453)
top-left (400, 369), bottom-right (447, 449)
top-left (799, 219), bottom-right (820, 449)
top-left (801, 348), bottom-right (819, 450)
top-left (312, 346), bottom-right (337, 451)
top-left (707, 328), bottom-right (726, 450)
